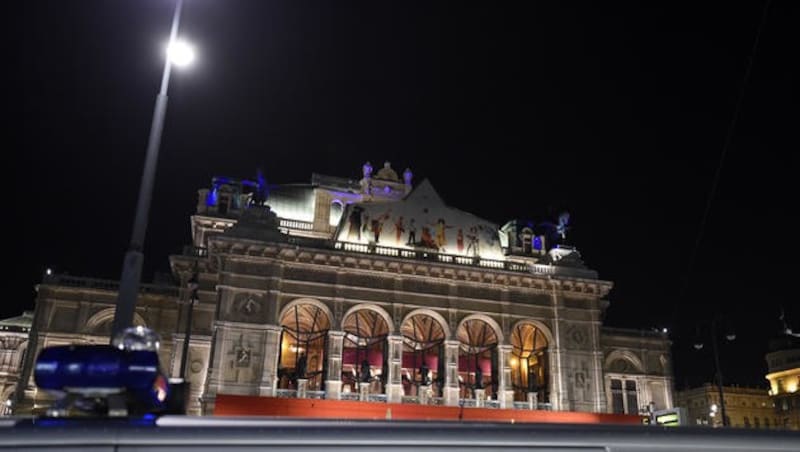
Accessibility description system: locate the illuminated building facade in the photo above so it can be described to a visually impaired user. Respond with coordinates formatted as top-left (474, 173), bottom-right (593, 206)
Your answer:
top-left (765, 334), bottom-right (800, 429)
top-left (12, 162), bottom-right (673, 417)
top-left (676, 384), bottom-right (776, 429)
top-left (0, 312), bottom-right (31, 415)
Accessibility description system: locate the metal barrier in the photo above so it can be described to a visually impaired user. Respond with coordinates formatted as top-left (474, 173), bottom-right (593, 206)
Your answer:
top-left (2, 417), bottom-right (798, 451)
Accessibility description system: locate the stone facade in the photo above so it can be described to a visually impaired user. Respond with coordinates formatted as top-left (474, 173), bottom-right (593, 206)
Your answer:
top-left (0, 312), bottom-right (31, 415)
top-left (765, 334), bottom-right (800, 430)
top-left (7, 163), bottom-right (674, 417)
top-left (601, 327), bottom-right (674, 415)
top-left (676, 384), bottom-right (777, 429)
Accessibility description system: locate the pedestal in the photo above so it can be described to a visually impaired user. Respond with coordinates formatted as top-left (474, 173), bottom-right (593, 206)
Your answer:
top-left (326, 380), bottom-right (342, 401)
top-left (419, 385), bottom-right (431, 405)
top-left (359, 382), bottom-right (370, 402)
top-left (528, 392), bottom-right (538, 410)
top-left (475, 389), bottom-right (486, 408)
top-left (386, 384), bottom-right (403, 404)
top-left (297, 379), bottom-right (308, 399)
top-left (502, 390), bottom-right (514, 409)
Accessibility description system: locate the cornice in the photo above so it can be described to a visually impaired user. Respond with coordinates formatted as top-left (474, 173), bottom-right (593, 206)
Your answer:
top-left (207, 237), bottom-right (613, 299)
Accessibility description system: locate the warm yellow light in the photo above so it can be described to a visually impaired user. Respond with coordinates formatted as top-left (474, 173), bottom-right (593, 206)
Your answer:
top-left (788, 381), bottom-right (798, 393)
top-left (510, 357), bottom-right (518, 367)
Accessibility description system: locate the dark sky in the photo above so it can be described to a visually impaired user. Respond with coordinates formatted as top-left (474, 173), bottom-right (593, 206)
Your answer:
top-left (17, 1), bottom-right (798, 389)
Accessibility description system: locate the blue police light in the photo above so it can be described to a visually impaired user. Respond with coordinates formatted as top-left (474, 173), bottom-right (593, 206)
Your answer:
top-left (35, 346), bottom-right (160, 392)
top-left (34, 327), bottom-right (170, 415)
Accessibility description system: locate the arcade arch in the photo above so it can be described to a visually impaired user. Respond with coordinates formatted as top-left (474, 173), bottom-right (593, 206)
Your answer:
top-left (277, 301), bottom-right (332, 391)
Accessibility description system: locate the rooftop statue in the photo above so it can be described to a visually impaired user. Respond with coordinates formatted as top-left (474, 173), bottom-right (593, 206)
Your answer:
top-left (251, 168), bottom-right (269, 206)
top-left (403, 168), bottom-right (413, 186)
top-left (375, 161), bottom-right (400, 181)
top-left (539, 211), bottom-right (571, 244)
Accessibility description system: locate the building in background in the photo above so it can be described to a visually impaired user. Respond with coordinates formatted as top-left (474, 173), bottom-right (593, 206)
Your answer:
top-left (0, 312), bottom-right (31, 415)
top-left (765, 333), bottom-right (800, 430)
top-left (676, 384), bottom-right (775, 428)
top-left (10, 162), bottom-right (674, 417)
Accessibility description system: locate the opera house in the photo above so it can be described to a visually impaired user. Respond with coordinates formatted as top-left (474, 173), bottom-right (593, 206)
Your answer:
top-left (11, 161), bottom-right (674, 417)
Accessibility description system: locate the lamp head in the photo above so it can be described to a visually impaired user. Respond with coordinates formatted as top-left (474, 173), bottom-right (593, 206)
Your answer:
top-left (167, 39), bottom-right (195, 67)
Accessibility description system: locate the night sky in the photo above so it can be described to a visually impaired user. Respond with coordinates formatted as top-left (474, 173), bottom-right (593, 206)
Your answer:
top-left (17, 1), bottom-right (798, 389)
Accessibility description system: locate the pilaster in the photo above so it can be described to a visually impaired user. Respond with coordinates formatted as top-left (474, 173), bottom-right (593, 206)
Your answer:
top-left (325, 330), bottom-right (345, 400)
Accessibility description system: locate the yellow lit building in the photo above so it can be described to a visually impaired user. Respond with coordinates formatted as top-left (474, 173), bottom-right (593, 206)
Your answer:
top-left (765, 334), bottom-right (800, 430)
top-left (676, 384), bottom-right (775, 429)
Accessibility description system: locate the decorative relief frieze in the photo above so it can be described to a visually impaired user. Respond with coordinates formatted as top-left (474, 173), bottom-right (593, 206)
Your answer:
top-left (208, 241), bottom-right (612, 299)
top-left (223, 292), bottom-right (267, 324)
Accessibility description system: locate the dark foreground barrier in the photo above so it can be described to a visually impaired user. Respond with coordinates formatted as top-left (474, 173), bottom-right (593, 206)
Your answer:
top-left (1, 416), bottom-right (798, 451)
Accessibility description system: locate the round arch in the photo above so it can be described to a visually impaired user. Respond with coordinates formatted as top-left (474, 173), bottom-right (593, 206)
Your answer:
top-left (401, 309), bottom-right (451, 340)
top-left (279, 298), bottom-right (334, 329)
top-left (85, 308), bottom-right (147, 335)
top-left (510, 319), bottom-right (554, 345)
top-left (456, 314), bottom-right (504, 345)
top-left (342, 304), bottom-right (393, 334)
top-left (329, 200), bottom-right (345, 227)
top-left (605, 350), bottom-right (645, 374)
top-left (508, 320), bottom-right (552, 403)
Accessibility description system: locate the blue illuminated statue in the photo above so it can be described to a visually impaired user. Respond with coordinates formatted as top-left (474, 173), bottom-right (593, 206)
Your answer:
top-left (539, 211), bottom-right (571, 246)
top-left (555, 212), bottom-right (570, 240)
top-left (251, 168), bottom-right (269, 206)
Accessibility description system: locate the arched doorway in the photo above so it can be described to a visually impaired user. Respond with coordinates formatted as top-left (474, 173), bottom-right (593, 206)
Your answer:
top-left (278, 303), bottom-right (331, 391)
top-left (456, 318), bottom-right (499, 400)
top-left (341, 308), bottom-right (390, 395)
top-left (510, 322), bottom-right (549, 403)
top-left (400, 313), bottom-right (446, 397)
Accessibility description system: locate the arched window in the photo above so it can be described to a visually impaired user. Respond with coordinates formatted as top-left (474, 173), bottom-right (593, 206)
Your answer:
top-left (329, 201), bottom-right (344, 227)
top-left (401, 314), bottom-right (446, 397)
top-left (342, 308), bottom-right (390, 394)
top-left (510, 322), bottom-right (549, 403)
top-left (456, 318), bottom-right (499, 400)
top-left (278, 303), bottom-right (331, 391)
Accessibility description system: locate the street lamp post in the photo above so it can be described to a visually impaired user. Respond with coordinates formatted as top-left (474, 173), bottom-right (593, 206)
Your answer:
top-left (694, 317), bottom-right (735, 427)
top-left (111, 0), bottom-right (194, 338)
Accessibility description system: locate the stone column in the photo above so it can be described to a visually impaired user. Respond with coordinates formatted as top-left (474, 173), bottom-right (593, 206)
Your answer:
top-left (497, 345), bottom-right (514, 409)
top-left (443, 340), bottom-right (461, 406)
top-left (385, 335), bottom-right (404, 403)
top-left (359, 382), bottom-right (370, 401)
top-left (258, 325), bottom-right (283, 397)
top-left (325, 331), bottom-right (345, 400)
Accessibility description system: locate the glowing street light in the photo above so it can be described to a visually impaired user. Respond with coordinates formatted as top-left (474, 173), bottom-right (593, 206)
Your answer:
top-left (112, 0), bottom-right (196, 338)
top-left (167, 40), bottom-right (196, 67)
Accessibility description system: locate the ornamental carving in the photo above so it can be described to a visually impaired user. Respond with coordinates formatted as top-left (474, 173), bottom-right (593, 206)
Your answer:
top-left (565, 324), bottom-right (589, 349)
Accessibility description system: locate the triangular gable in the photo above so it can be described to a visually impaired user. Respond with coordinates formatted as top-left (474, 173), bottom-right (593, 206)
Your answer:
top-left (335, 179), bottom-right (504, 260)
top-left (403, 178), bottom-right (446, 206)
